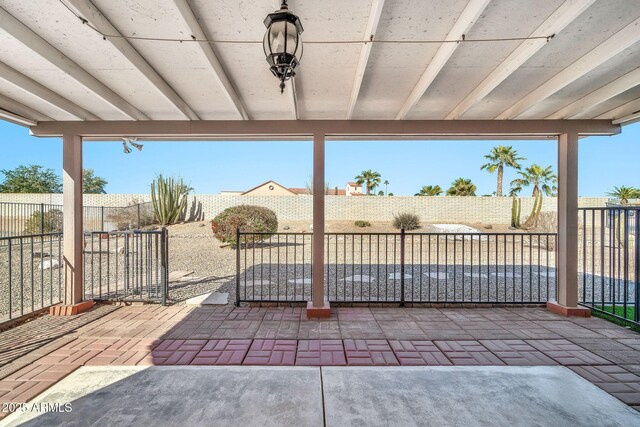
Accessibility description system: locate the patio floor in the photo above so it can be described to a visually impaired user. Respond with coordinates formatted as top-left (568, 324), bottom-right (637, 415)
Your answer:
top-left (0, 304), bottom-right (639, 422)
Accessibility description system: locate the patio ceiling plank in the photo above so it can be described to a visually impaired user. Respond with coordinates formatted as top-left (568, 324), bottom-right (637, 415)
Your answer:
top-left (497, 16), bottom-right (640, 120)
top-left (64, 0), bottom-right (200, 121)
top-left (287, 77), bottom-right (299, 120)
top-left (547, 68), bottom-right (640, 119)
top-left (0, 61), bottom-right (99, 120)
top-left (445, 0), bottom-right (596, 120)
top-left (0, 93), bottom-right (52, 122)
top-left (0, 5), bottom-right (148, 121)
top-left (173, 0), bottom-right (250, 120)
top-left (612, 111), bottom-right (640, 126)
top-left (0, 107), bottom-right (38, 126)
top-left (395, 0), bottom-right (490, 120)
top-left (595, 97), bottom-right (640, 121)
top-left (346, 0), bottom-right (386, 119)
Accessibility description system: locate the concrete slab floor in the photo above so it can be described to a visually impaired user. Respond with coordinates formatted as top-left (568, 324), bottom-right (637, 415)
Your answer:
top-left (2, 366), bottom-right (639, 427)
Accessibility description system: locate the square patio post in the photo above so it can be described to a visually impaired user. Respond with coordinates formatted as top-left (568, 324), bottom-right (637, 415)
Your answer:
top-left (54, 134), bottom-right (93, 315)
top-left (308, 133), bottom-right (330, 317)
top-left (548, 132), bottom-right (589, 317)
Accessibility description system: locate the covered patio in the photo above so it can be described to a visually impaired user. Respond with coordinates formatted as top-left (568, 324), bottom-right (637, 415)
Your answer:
top-left (1, 0), bottom-right (640, 423)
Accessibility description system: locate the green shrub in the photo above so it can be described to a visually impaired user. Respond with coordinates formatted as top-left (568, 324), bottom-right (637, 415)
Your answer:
top-left (354, 220), bottom-right (371, 228)
top-left (23, 209), bottom-right (63, 235)
top-left (211, 205), bottom-right (278, 246)
top-left (392, 212), bottom-right (420, 230)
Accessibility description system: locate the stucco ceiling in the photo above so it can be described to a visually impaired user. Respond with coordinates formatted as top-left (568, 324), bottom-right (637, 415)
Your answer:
top-left (0, 0), bottom-right (639, 125)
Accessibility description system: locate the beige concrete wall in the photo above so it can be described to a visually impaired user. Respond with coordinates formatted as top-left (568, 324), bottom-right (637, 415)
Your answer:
top-left (0, 193), bottom-right (610, 224)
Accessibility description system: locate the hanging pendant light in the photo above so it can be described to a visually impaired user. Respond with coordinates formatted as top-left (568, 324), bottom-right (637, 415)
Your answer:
top-left (263, 0), bottom-right (304, 94)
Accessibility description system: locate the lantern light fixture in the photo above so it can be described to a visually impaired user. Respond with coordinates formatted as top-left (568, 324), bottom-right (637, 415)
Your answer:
top-left (263, 0), bottom-right (304, 94)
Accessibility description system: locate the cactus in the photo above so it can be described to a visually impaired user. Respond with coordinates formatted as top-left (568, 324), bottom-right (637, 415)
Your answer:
top-left (150, 174), bottom-right (190, 226)
top-left (511, 196), bottom-right (521, 228)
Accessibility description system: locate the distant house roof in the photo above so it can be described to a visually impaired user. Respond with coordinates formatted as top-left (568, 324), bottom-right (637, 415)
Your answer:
top-left (289, 187), bottom-right (346, 195)
top-left (288, 188), bottom-right (309, 195)
top-left (241, 180), bottom-right (296, 195)
top-left (347, 182), bottom-right (361, 187)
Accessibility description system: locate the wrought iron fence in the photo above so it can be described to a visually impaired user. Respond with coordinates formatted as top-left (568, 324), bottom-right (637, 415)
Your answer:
top-left (0, 232), bottom-right (63, 323)
top-left (236, 230), bottom-right (557, 305)
top-left (83, 229), bottom-right (169, 304)
top-left (0, 201), bottom-right (154, 239)
top-left (579, 207), bottom-right (639, 325)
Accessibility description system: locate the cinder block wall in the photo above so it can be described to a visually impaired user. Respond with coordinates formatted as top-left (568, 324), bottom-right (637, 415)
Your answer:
top-left (0, 194), bottom-right (609, 224)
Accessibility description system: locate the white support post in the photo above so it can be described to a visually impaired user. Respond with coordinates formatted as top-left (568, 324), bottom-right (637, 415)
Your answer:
top-left (309, 133), bottom-right (329, 316)
top-left (553, 132), bottom-right (585, 315)
top-left (62, 134), bottom-right (83, 305)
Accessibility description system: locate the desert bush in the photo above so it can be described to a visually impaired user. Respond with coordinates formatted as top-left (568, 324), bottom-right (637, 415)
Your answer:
top-left (354, 220), bottom-right (371, 228)
top-left (23, 209), bottom-right (63, 235)
top-left (106, 200), bottom-right (155, 230)
top-left (392, 212), bottom-right (420, 230)
top-left (532, 212), bottom-right (557, 251)
top-left (211, 205), bottom-right (278, 246)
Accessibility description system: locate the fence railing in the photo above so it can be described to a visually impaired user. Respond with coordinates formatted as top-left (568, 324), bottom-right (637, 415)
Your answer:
top-left (83, 229), bottom-right (169, 304)
top-left (579, 207), bottom-right (639, 325)
top-left (236, 230), bottom-right (557, 305)
top-left (0, 233), bottom-right (63, 324)
top-left (0, 201), bottom-right (154, 238)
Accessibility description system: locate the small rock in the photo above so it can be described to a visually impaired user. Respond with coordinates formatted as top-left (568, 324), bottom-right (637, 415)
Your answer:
top-left (283, 225), bottom-right (290, 230)
top-left (40, 259), bottom-right (60, 270)
top-left (508, 226), bottom-right (517, 230)
top-left (33, 252), bottom-right (50, 258)
top-left (309, 224), bottom-right (313, 230)
top-left (484, 224), bottom-right (493, 229)
top-left (199, 223), bottom-right (205, 227)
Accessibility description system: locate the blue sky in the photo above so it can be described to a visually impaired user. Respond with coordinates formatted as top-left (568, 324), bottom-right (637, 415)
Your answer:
top-left (0, 120), bottom-right (638, 196)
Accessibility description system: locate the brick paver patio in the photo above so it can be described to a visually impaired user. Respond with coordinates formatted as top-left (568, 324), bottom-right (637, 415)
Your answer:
top-left (1, 304), bottom-right (639, 418)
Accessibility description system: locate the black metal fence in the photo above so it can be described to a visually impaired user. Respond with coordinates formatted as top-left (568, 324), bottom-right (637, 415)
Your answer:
top-left (83, 229), bottom-right (169, 304)
top-left (236, 231), bottom-right (557, 305)
top-left (0, 232), bottom-right (63, 323)
top-left (579, 207), bottom-right (639, 325)
top-left (0, 201), bottom-right (154, 238)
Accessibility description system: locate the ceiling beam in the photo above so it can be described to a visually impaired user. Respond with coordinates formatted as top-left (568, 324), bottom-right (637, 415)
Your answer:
top-left (29, 119), bottom-right (620, 139)
top-left (497, 17), bottom-right (640, 119)
top-left (0, 93), bottom-right (52, 122)
top-left (595, 97), bottom-right (640, 121)
top-left (547, 68), bottom-right (640, 119)
top-left (0, 61), bottom-right (99, 120)
top-left (613, 111), bottom-right (640, 125)
top-left (173, 0), bottom-right (249, 120)
top-left (0, 108), bottom-right (37, 126)
top-left (396, 0), bottom-right (490, 120)
top-left (0, 6), bottom-right (148, 120)
top-left (65, 0), bottom-right (199, 120)
top-left (445, 0), bottom-right (596, 120)
top-left (346, 0), bottom-right (386, 119)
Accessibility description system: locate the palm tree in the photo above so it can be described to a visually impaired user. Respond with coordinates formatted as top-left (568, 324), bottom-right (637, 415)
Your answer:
top-left (480, 145), bottom-right (524, 197)
top-left (509, 164), bottom-right (557, 197)
top-left (383, 180), bottom-right (389, 196)
top-left (607, 186), bottom-right (640, 204)
top-left (354, 170), bottom-right (381, 195)
top-left (415, 185), bottom-right (443, 196)
top-left (446, 178), bottom-right (476, 196)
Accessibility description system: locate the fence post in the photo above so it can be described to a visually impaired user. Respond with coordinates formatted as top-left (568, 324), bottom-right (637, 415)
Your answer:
top-left (400, 228), bottom-right (405, 307)
top-left (236, 228), bottom-right (241, 307)
top-left (40, 203), bottom-right (45, 234)
top-left (161, 227), bottom-right (168, 306)
top-left (137, 204), bottom-right (141, 229)
top-left (101, 206), bottom-right (105, 231)
top-left (635, 208), bottom-right (639, 323)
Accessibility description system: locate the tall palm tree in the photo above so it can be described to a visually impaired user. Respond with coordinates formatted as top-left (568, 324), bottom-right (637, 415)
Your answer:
top-left (383, 180), bottom-right (389, 196)
top-left (480, 145), bottom-right (524, 197)
top-left (355, 170), bottom-right (381, 195)
top-left (415, 185), bottom-right (443, 196)
top-left (607, 186), bottom-right (640, 204)
top-left (446, 178), bottom-right (476, 196)
top-left (509, 164), bottom-right (557, 197)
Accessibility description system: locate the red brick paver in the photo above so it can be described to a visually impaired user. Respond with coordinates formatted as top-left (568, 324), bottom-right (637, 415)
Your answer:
top-left (569, 365), bottom-right (640, 406)
top-left (243, 340), bottom-right (297, 365)
top-left (388, 340), bottom-right (452, 366)
top-left (527, 339), bottom-right (612, 366)
top-left (343, 340), bottom-right (399, 366)
top-left (190, 340), bottom-right (251, 365)
top-left (434, 341), bottom-right (505, 366)
top-left (296, 340), bottom-right (346, 366)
